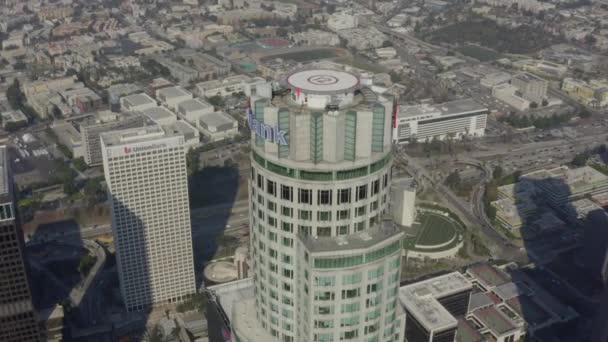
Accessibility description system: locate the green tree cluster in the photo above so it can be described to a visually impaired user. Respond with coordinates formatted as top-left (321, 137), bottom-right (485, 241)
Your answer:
top-left (78, 254), bottom-right (97, 275)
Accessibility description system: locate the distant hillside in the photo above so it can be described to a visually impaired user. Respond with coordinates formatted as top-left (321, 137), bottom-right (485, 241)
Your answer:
top-left (426, 19), bottom-right (561, 54)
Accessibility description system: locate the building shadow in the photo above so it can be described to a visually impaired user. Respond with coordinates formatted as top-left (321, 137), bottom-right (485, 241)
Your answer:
top-left (188, 165), bottom-right (241, 290)
top-left (506, 169), bottom-right (608, 342)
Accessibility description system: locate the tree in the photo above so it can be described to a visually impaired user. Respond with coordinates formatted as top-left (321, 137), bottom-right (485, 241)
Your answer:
top-left (493, 165), bottom-right (503, 180)
top-left (186, 149), bottom-right (200, 176)
top-left (529, 102), bottom-right (538, 109)
top-left (84, 178), bottom-right (105, 205)
top-left (207, 95), bottom-right (225, 108)
top-left (276, 27), bottom-right (288, 37)
top-left (63, 181), bottom-right (78, 196)
top-left (541, 99), bottom-right (549, 106)
top-left (578, 109), bottom-right (592, 118)
top-left (78, 254), bottom-right (97, 275)
top-left (6, 79), bottom-right (23, 110)
top-left (445, 170), bottom-right (461, 189)
top-left (382, 40), bottom-right (393, 48)
top-left (72, 157), bottom-right (87, 172)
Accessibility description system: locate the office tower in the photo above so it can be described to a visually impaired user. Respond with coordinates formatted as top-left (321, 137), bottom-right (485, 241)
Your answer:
top-left (234, 69), bottom-right (403, 342)
top-left (101, 125), bottom-right (196, 312)
top-left (0, 146), bottom-right (42, 341)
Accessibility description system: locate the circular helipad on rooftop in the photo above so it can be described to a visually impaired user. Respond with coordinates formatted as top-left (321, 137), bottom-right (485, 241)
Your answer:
top-left (204, 261), bottom-right (237, 284)
top-left (287, 69), bottom-right (359, 95)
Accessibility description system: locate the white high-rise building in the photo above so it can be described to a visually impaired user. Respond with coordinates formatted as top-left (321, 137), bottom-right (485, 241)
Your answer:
top-left (101, 125), bottom-right (196, 312)
top-left (230, 69), bottom-right (405, 342)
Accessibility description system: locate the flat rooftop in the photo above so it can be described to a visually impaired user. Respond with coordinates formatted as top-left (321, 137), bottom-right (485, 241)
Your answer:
top-left (286, 69), bottom-right (360, 94)
top-left (513, 72), bottom-right (546, 83)
top-left (199, 112), bottom-right (236, 129)
top-left (157, 86), bottom-right (192, 99)
top-left (101, 125), bottom-right (169, 146)
top-left (207, 278), bottom-right (256, 330)
top-left (467, 263), bottom-right (510, 288)
top-left (471, 306), bottom-right (517, 335)
top-left (301, 220), bottom-right (403, 253)
top-left (178, 98), bottom-right (213, 112)
top-left (122, 93), bottom-right (156, 106)
top-left (142, 106), bottom-right (176, 121)
top-left (398, 98), bottom-right (486, 119)
top-left (393, 177), bottom-right (417, 191)
top-left (399, 272), bottom-right (472, 332)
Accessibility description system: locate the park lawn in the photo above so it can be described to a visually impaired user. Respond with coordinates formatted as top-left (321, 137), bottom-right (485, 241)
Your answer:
top-left (456, 45), bottom-right (502, 62)
top-left (270, 49), bottom-right (340, 62)
top-left (416, 213), bottom-right (457, 246)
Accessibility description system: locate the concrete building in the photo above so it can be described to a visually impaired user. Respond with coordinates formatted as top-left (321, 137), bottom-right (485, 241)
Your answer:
top-left (176, 98), bottom-right (214, 124)
top-left (195, 75), bottom-right (266, 98)
top-left (156, 86), bottom-right (193, 112)
top-left (229, 69), bottom-right (402, 342)
top-left (393, 99), bottom-right (488, 143)
top-left (0, 146), bottom-right (42, 342)
top-left (142, 106), bottom-right (178, 126)
top-left (289, 30), bottom-right (341, 47)
top-left (197, 112), bottom-right (238, 142)
top-left (101, 125), bottom-right (196, 312)
top-left (562, 78), bottom-right (608, 108)
top-left (511, 72), bottom-right (548, 103)
top-left (480, 72), bottom-right (512, 88)
top-left (79, 111), bottom-right (146, 166)
top-left (120, 93), bottom-right (157, 112)
top-left (51, 122), bottom-right (84, 159)
top-left (327, 13), bottom-right (358, 32)
top-left (492, 84), bottom-right (531, 111)
top-left (391, 178), bottom-right (417, 227)
top-left (0, 109), bottom-right (28, 130)
top-left (399, 272), bottom-right (472, 342)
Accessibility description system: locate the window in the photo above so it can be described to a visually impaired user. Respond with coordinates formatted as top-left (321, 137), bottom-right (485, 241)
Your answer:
top-left (298, 225), bottom-right (312, 236)
top-left (315, 291), bottom-right (335, 301)
top-left (317, 305), bottom-right (334, 315)
top-left (315, 320), bottom-right (334, 329)
top-left (368, 266), bottom-right (384, 280)
top-left (317, 190), bottom-right (332, 205)
top-left (372, 179), bottom-right (380, 195)
top-left (282, 254), bottom-right (292, 264)
top-left (342, 273), bottom-right (361, 285)
top-left (341, 288), bottom-right (360, 299)
top-left (317, 211), bottom-right (331, 221)
top-left (341, 302), bottom-right (360, 313)
top-left (355, 221), bottom-right (366, 232)
top-left (317, 227), bottom-right (331, 237)
top-left (383, 174), bottom-right (389, 188)
top-left (281, 184), bottom-right (292, 201)
top-left (337, 225), bottom-right (348, 235)
top-left (338, 188), bottom-right (351, 204)
top-left (282, 222), bottom-right (293, 232)
top-left (268, 216), bottom-right (277, 227)
top-left (356, 206), bottom-right (366, 217)
top-left (370, 201), bottom-right (379, 211)
top-left (267, 180), bottom-right (276, 195)
top-left (298, 210), bottom-right (312, 220)
top-left (316, 276), bottom-right (335, 286)
top-left (298, 188), bottom-right (312, 204)
top-left (282, 206), bottom-right (293, 217)
top-left (268, 231), bottom-right (277, 242)
top-left (282, 237), bottom-right (293, 247)
top-left (337, 209), bottom-right (350, 220)
top-left (369, 215), bottom-right (378, 227)
top-left (356, 185), bottom-right (368, 201)
top-left (257, 174), bottom-right (264, 189)
top-left (267, 201), bottom-right (276, 212)
top-left (367, 282), bottom-right (382, 294)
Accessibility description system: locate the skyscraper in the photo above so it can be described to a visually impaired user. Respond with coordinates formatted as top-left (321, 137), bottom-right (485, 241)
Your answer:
top-left (233, 69), bottom-right (404, 342)
top-left (101, 125), bottom-right (196, 312)
top-left (0, 146), bottom-right (42, 342)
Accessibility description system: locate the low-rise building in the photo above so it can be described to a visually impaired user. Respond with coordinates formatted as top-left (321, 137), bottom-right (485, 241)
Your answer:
top-left (142, 106), bottom-right (178, 126)
top-left (393, 98), bottom-right (488, 143)
top-left (492, 84), bottom-right (531, 111)
top-left (562, 77), bottom-right (608, 108)
top-left (176, 98), bottom-right (214, 124)
top-left (0, 109), bottom-right (28, 130)
top-left (120, 93), bottom-right (158, 112)
top-left (327, 13), bottom-right (358, 32)
top-left (51, 121), bottom-right (84, 159)
top-left (197, 112), bottom-right (238, 142)
top-left (162, 120), bottom-right (200, 150)
top-left (511, 72), bottom-right (548, 103)
top-left (289, 29), bottom-right (340, 47)
top-left (338, 27), bottom-right (387, 50)
top-left (480, 72), bottom-right (512, 88)
top-left (376, 47), bottom-right (398, 59)
top-left (195, 75), bottom-right (266, 98)
top-left (156, 86), bottom-right (193, 111)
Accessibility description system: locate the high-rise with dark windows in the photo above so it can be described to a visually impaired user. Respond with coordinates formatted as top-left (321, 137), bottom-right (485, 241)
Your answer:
top-left (0, 146), bottom-right (42, 342)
